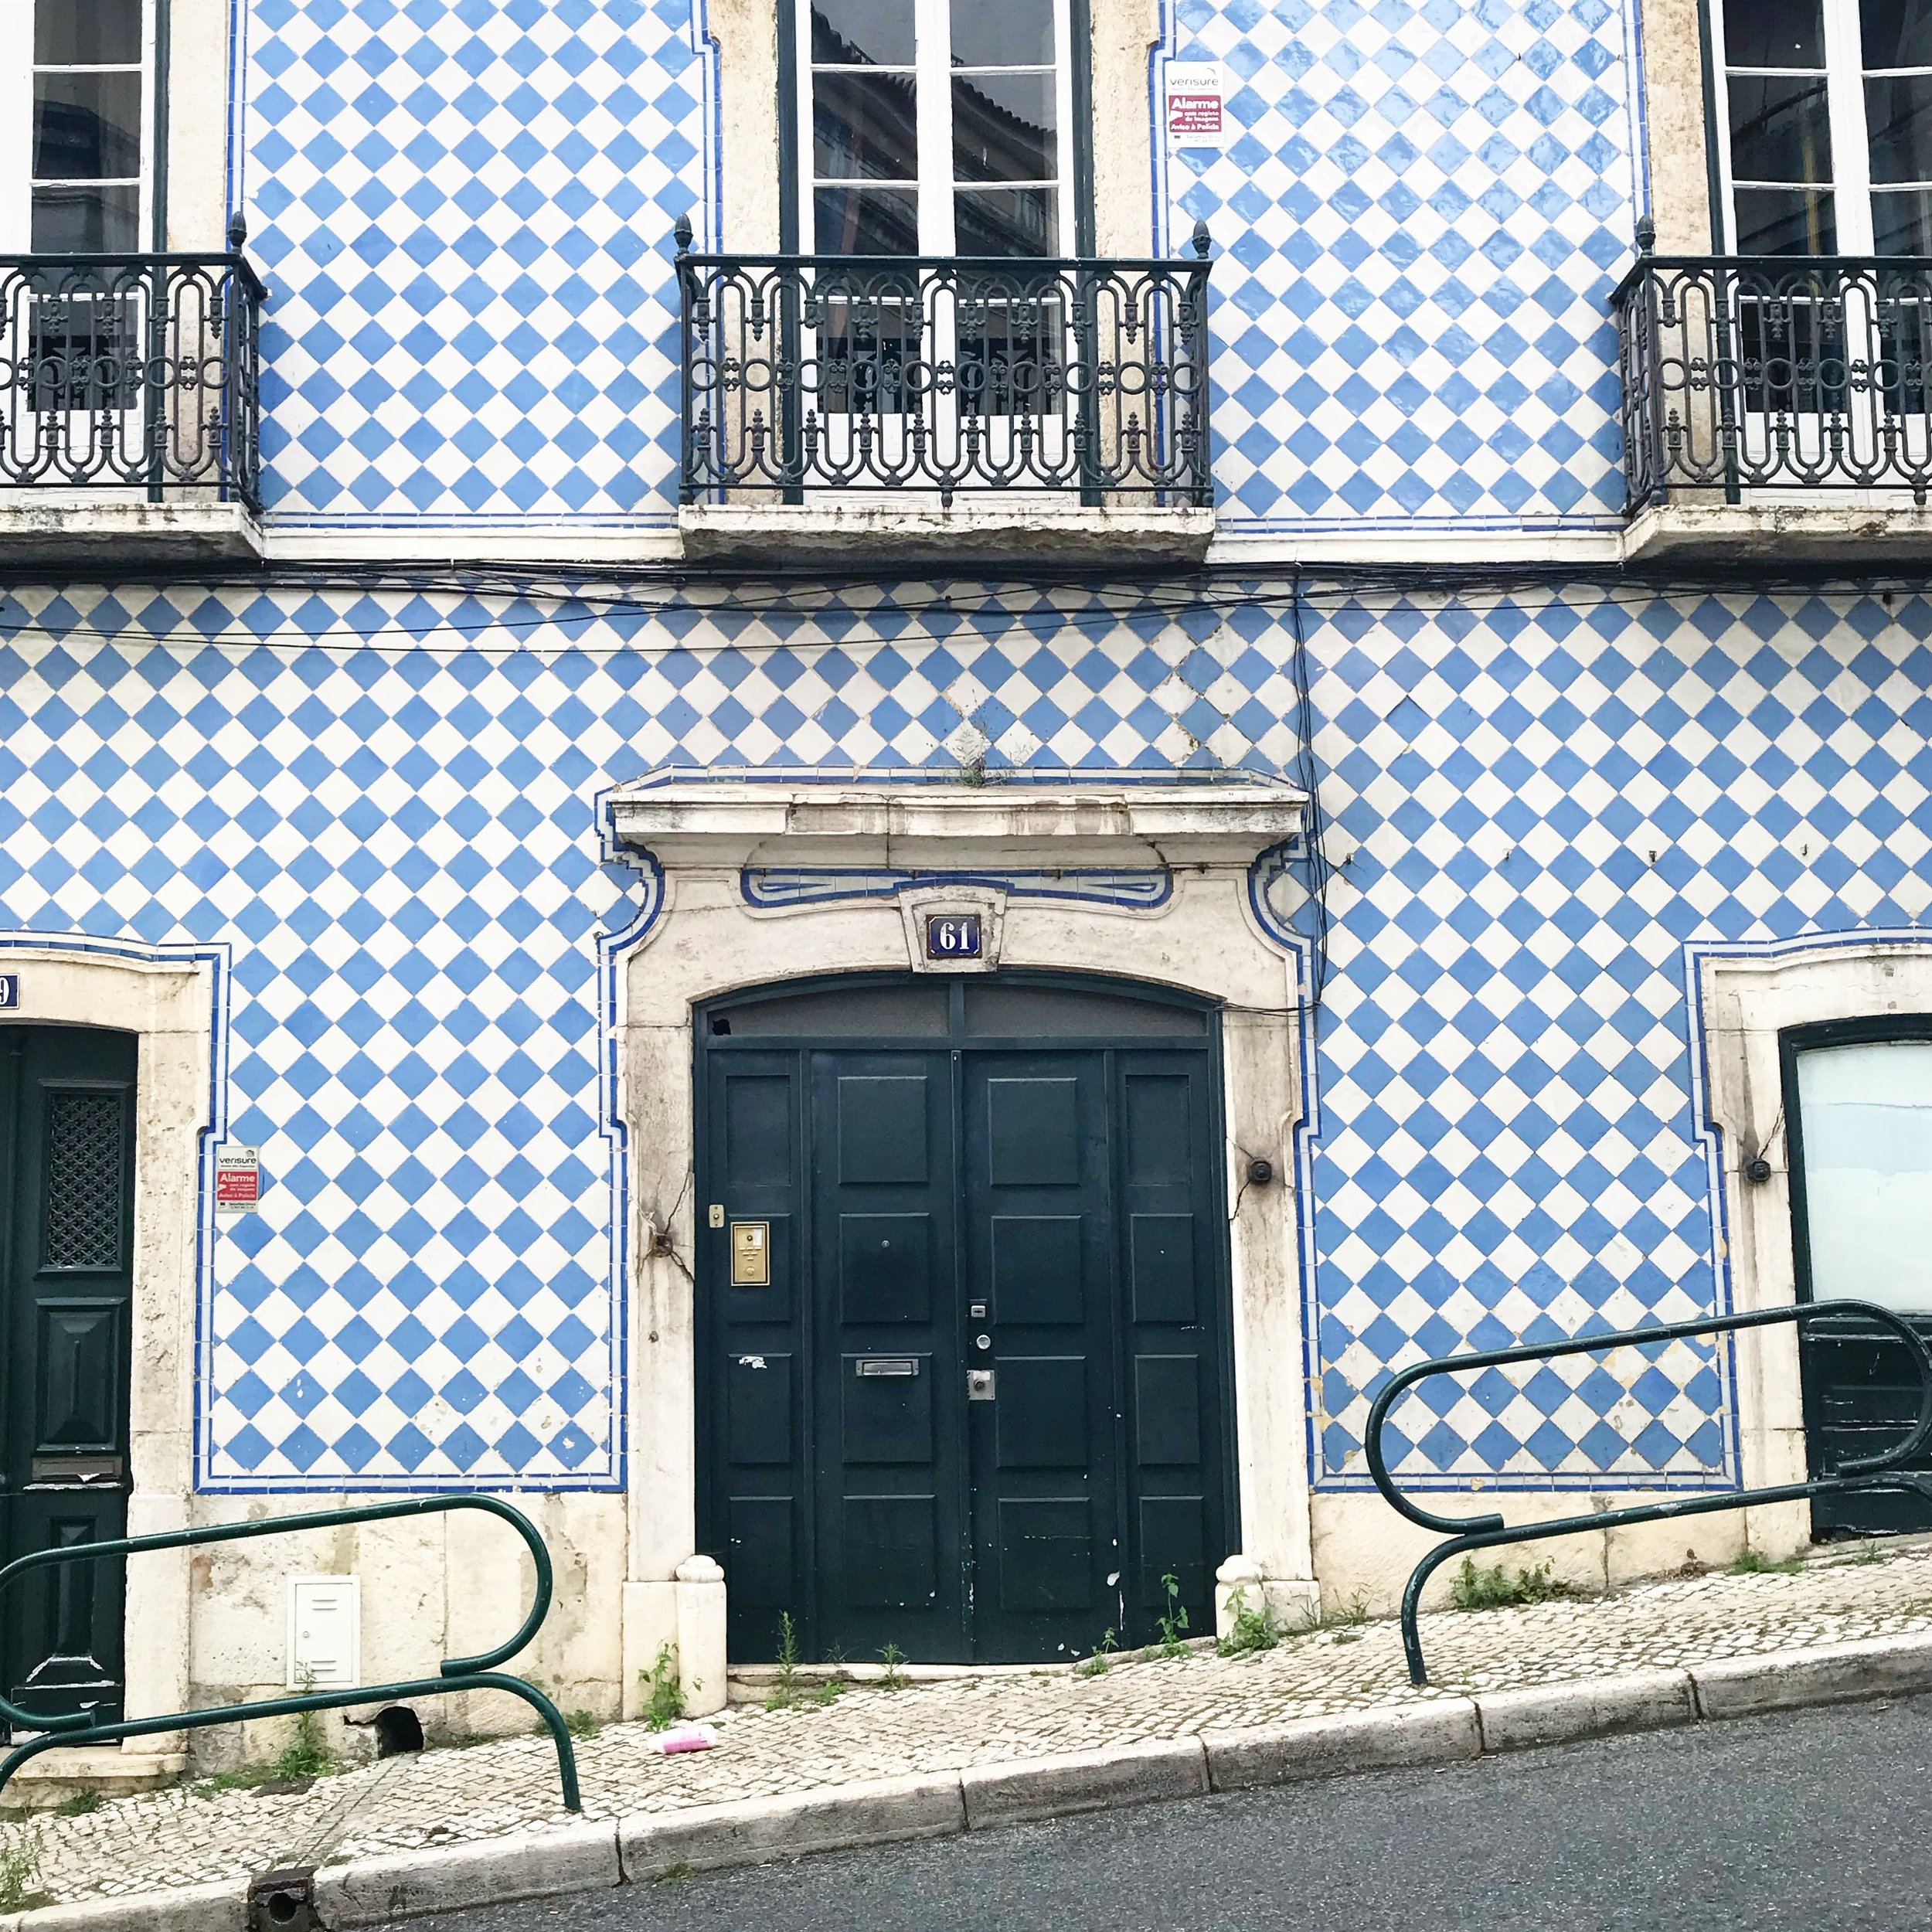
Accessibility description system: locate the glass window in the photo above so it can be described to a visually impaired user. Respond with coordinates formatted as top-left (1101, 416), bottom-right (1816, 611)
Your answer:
top-left (1795, 1039), bottom-right (1932, 1313)
top-left (801, 0), bottom-right (1073, 257)
top-left (26, 0), bottom-right (150, 252)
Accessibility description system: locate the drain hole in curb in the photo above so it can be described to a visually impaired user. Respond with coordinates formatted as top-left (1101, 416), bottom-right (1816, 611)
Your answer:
top-left (247, 1866), bottom-right (316, 1932)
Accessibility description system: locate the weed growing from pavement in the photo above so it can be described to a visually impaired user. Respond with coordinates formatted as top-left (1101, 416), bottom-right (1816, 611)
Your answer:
top-left (566, 1709), bottom-right (600, 1741)
top-left (764, 1617), bottom-right (805, 1711)
top-left (654, 1861), bottom-right (696, 1884)
top-left (1851, 1541), bottom-right (1887, 1566)
top-left (271, 1668), bottom-right (337, 1782)
top-left (1076, 1629), bottom-right (1119, 1678)
top-left (1729, 1549), bottom-right (1804, 1577)
top-left (878, 1643), bottom-right (909, 1692)
top-left (0, 1821), bottom-right (43, 1913)
top-left (642, 1644), bottom-right (686, 1730)
top-left (1152, 1572), bottom-right (1192, 1658)
top-left (1450, 1557), bottom-right (1578, 1611)
top-left (53, 1789), bottom-right (102, 1818)
top-left (1216, 1587), bottom-right (1283, 1657)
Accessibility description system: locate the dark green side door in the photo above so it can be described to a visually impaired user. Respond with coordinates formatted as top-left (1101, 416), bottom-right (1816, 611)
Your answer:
top-left (0, 1026), bottom-right (137, 1730)
top-left (699, 975), bottom-right (1231, 1664)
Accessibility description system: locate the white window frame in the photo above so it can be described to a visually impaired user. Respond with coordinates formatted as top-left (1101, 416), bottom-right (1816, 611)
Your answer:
top-left (793, 0), bottom-right (1078, 259)
top-left (1709, 0), bottom-right (1932, 257)
top-left (0, 0), bottom-right (159, 256)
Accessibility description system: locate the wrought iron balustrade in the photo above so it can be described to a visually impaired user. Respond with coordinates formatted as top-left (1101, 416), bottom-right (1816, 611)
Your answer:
top-left (1616, 235), bottom-right (1932, 505)
top-left (0, 233), bottom-right (264, 509)
top-left (675, 217), bottom-right (1213, 505)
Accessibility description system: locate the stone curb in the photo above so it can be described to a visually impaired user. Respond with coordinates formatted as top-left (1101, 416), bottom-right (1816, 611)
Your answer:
top-left (13, 1631), bottom-right (1932, 1932)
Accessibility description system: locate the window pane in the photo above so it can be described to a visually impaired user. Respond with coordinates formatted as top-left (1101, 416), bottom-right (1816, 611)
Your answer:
top-left (31, 182), bottom-right (141, 251)
top-left (811, 0), bottom-right (915, 67)
top-left (1733, 185), bottom-right (1837, 252)
top-left (35, 0), bottom-right (142, 66)
top-left (1874, 185), bottom-right (1932, 249)
top-left (955, 186), bottom-right (1057, 255)
top-left (1729, 74), bottom-right (1834, 182)
top-left (1724, 0), bottom-right (1824, 66)
top-left (1869, 74), bottom-right (1932, 180)
top-left (814, 72), bottom-right (918, 179)
top-left (1797, 1041), bottom-right (1932, 1314)
top-left (815, 185), bottom-right (919, 253)
top-left (1863, 0), bottom-right (1932, 70)
top-left (33, 72), bottom-right (142, 180)
top-left (953, 74), bottom-right (1056, 182)
top-left (950, 0), bottom-right (1054, 67)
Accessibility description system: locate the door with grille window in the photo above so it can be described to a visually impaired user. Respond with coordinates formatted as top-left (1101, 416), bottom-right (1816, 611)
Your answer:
top-left (0, 1026), bottom-right (136, 1732)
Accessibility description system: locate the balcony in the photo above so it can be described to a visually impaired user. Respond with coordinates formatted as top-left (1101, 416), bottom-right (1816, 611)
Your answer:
top-left (674, 219), bottom-right (1216, 566)
top-left (1616, 239), bottom-right (1932, 565)
top-left (0, 240), bottom-right (264, 563)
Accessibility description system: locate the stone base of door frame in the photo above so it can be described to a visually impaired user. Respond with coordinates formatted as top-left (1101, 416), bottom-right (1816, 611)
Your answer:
top-left (5, 1747), bottom-right (190, 1809)
top-left (1215, 1557), bottom-right (1320, 1641)
top-left (621, 1558), bottom-right (730, 1719)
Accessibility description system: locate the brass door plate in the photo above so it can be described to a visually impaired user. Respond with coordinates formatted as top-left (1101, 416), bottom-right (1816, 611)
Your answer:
top-left (730, 1219), bottom-right (770, 1286)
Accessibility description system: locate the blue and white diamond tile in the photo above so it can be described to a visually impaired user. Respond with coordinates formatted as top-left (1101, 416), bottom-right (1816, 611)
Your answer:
top-left (244, 0), bottom-right (716, 523)
top-left (5, 580), bottom-right (1930, 1494)
top-left (1155, 0), bottom-right (1638, 529)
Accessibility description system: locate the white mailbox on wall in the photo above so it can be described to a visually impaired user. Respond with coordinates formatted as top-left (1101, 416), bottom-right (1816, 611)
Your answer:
top-left (287, 1576), bottom-right (361, 1691)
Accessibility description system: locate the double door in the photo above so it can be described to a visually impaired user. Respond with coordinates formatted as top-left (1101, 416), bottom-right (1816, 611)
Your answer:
top-left (0, 1025), bottom-right (136, 1732)
top-left (700, 1005), bottom-right (1229, 1663)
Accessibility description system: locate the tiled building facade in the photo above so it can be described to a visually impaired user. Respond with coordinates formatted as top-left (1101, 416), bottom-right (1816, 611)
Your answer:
top-left (3, 0), bottom-right (1929, 1764)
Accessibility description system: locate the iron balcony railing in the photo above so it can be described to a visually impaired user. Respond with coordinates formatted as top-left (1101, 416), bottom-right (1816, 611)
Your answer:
top-left (1615, 226), bottom-right (1932, 506)
top-left (0, 221), bottom-right (264, 510)
top-left (675, 216), bottom-right (1213, 507)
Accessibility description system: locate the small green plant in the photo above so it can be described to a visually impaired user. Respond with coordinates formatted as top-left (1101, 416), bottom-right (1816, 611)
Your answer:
top-left (271, 1667), bottom-right (335, 1782)
top-left (566, 1709), bottom-right (600, 1741)
top-left (1852, 1540), bottom-right (1887, 1566)
top-left (1075, 1628), bottom-right (1119, 1678)
top-left (765, 1615), bottom-right (804, 1711)
top-left (54, 1787), bottom-right (103, 1818)
top-left (654, 1860), bottom-right (696, 1884)
top-left (0, 1822), bottom-right (44, 1913)
top-left (878, 1642), bottom-right (908, 1692)
top-left (642, 1643), bottom-right (685, 1730)
top-left (1449, 1557), bottom-right (1577, 1612)
top-left (1730, 1549), bottom-right (1804, 1577)
top-left (1156, 1572), bottom-right (1192, 1658)
top-left (1216, 1587), bottom-right (1283, 1658)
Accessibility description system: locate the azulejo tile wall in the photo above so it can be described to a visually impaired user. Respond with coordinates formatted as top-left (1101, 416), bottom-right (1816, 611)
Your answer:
top-left (1160, 0), bottom-right (1638, 529)
top-left (3, 580), bottom-right (1923, 1491)
top-left (245, 0), bottom-right (715, 523)
top-left (240, 0), bottom-right (1640, 531)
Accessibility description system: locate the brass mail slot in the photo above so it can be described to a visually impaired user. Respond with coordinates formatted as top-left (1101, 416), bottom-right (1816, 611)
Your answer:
top-left (730, 1219), bottom-right (770, 1287)
top-left (855, 1358), bottom-right (918, 1378)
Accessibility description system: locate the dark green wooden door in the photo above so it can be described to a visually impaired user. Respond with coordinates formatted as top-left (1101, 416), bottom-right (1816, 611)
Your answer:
top-left (1786, 1022), bottom-right (1932, 1535)
top-left (0, 1026), bottom-right (136, 1731)
top-left (699, 975), bottom-right (1230, 1664)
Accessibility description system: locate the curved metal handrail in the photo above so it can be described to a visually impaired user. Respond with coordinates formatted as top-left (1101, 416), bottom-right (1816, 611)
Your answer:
top-left (0, 1495), bottom-right (580, 1808)
top-left (1366, 1299), bottom-right (1932, 1683)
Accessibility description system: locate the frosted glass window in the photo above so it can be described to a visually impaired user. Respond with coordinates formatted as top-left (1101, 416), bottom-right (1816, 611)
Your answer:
top-left (1795, 1039), bottom-right (1932, 1312)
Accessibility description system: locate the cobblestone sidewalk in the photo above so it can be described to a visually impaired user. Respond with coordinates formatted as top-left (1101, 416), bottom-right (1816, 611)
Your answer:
top-left (15, 1543), bottom-right (1932, 1910)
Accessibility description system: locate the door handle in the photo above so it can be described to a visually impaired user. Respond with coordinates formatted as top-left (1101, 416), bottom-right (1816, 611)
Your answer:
top-left (968, 1369), bottom-right (995, 1401)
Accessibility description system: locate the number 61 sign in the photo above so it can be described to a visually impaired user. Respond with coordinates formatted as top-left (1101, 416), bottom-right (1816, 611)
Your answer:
top-left (924, 913), bottom-right (983, 961)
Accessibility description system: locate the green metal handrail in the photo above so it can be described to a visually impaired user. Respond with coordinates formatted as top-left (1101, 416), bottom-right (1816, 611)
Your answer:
top-left (0, 1495), bottom-right (580, 1809)
top-left (1366, 1299), bottom-right (1932, 1685)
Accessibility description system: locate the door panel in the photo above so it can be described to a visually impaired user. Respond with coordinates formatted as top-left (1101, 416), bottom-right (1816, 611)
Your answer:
top-left (1118, 1057), bottom-right (1225, 1631)
top-left (706, 1056), bottom-right (806, 1657)
top-left (964, 1053), bottom-right (1118, 1661)
top-left (1, 1026), bottom-right (137, 1733)
top-left (811, 1055), bottom-right (965, 1659)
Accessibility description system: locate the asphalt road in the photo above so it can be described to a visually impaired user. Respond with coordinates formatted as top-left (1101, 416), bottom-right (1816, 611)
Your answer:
top-left (418, 1696), bottom-right (1931, 1932)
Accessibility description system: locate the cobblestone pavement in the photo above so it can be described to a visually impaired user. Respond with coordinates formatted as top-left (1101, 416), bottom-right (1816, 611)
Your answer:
top-left (16, 1545), bottom-right (1932, 1908)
